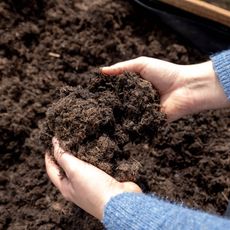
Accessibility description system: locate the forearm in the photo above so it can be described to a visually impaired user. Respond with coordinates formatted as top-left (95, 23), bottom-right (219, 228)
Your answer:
top-left (103, 193), bottom-right (230, 230)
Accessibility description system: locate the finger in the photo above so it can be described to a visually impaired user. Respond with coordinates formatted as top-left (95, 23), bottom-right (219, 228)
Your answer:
top-left (53, 154), bottom-right (120, 220)
top-left (52, 138), bottom-right (114, 187)
top-left (101, 57), bottom-right (148, 75)
top-left (52, 138), bottom-right (79, 179)
top-left (51, 141), bottom-right (142, 220)
top-left (45, 153), bottom-right (69, 191)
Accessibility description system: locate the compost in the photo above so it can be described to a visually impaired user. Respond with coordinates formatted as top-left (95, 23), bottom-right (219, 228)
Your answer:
top-left (40, 72), bottom-right (165, 181)
top-left (0, 0), bottom-right (230, 229)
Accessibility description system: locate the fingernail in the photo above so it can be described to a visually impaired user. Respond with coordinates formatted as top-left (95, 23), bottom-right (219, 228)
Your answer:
top-left (99, 67), bottom-right (106, 72)
top-left (45, 152), bottom-right (52, 161)
top-left (52, 137), bottom-right (58, 146)
top-left (101, 66), bottom-right (110, 71)
top-left (52, 138), bottom-right (62, 158)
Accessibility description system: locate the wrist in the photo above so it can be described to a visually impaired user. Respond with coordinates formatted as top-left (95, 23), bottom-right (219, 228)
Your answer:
top-left (100, 181), bottom-right (142, 221)
top-left (180, 61), bottom-right (230, 114)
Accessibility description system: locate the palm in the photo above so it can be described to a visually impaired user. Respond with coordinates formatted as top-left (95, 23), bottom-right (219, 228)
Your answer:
top-left (102, 57), bottom-right (190, 121)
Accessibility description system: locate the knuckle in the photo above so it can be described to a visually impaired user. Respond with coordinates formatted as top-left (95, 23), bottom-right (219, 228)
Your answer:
top-left (116, 66), bottom-right (125, 73)
top-left (66, 164), bottom-right (77, 179)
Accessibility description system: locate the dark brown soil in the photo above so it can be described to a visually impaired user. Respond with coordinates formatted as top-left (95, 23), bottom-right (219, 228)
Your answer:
top-left (0, 0), bottom-right (229, 229)
top-left (40, 72), bottom-right (165, 181)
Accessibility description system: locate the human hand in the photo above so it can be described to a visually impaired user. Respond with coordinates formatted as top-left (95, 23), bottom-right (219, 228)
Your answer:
top-left (45, 138), bottom-right (141, 221)
top-left (101, 57), bottom-right (230, 121)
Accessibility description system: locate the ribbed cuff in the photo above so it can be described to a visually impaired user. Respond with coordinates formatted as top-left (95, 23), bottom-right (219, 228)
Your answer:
top-left (210, 49), bottom-right (230, 100)
top-left (103, 192), bottom-right (176, 230)
top-left (102, 192), bottom-right (230, 230)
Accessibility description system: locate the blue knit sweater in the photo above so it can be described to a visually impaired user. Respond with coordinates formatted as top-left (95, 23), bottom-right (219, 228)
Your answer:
top-left (103, 49), bottom-right (230, 230)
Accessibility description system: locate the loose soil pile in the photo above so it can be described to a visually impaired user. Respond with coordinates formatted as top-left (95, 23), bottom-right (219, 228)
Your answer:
top-left (0, 0), bottom-right (229, 229)
top-left (40, 72), bottom-right (165, 181)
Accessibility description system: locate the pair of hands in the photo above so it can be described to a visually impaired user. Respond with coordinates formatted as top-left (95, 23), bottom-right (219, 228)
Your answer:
top-left (45, 57), bottom-right (229, 221)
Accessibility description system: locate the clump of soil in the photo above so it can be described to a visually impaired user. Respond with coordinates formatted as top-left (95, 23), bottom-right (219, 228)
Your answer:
top-left (40, 72), bottom-right (166, 181)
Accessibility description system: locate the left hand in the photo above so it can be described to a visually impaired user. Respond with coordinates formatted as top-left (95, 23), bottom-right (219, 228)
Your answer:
top-left (45, 138), bottom-right (142, 220)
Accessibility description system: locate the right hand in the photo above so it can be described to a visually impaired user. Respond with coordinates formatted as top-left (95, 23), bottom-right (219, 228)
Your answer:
top-left (101, 57), bottom-right (230, 121)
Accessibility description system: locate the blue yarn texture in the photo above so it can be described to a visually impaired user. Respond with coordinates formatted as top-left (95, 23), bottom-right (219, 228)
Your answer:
top-left (211, 49), bottom-right (230, 99)
top-left (103, 193), bottom-right (230, 230)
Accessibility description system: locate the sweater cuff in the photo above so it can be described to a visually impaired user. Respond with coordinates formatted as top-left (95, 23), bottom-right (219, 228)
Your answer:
top-left (102, 192), bottom-right (177, 230)
top-left (210, 49), bottom-right (230, 100)
top-left (102, 192), bottom-right (230, 230)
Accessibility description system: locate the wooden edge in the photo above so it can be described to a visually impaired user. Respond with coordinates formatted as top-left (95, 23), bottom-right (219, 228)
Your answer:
top-left (159, 0), bottom-right (230, 27)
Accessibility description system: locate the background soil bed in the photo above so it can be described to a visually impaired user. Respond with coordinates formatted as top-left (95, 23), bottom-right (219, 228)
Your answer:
top-left (0, 0), bottom-right (229, 229)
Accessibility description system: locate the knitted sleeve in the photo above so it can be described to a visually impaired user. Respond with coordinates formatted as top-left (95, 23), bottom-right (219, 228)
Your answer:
top-left (211, 49), bottom-right (230, 99)
top-left (103, 192), bottom-right (230, 230)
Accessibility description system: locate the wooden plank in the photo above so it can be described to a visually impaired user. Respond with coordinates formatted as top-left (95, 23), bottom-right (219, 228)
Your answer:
top-left (204, 0), bottom-right (230, 11)
top-left (159, 0), bottom-right (230, 27)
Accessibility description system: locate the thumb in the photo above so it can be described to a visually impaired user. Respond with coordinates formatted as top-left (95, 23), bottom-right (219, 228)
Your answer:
top-left (101, 57), bottom-right (148, 75)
